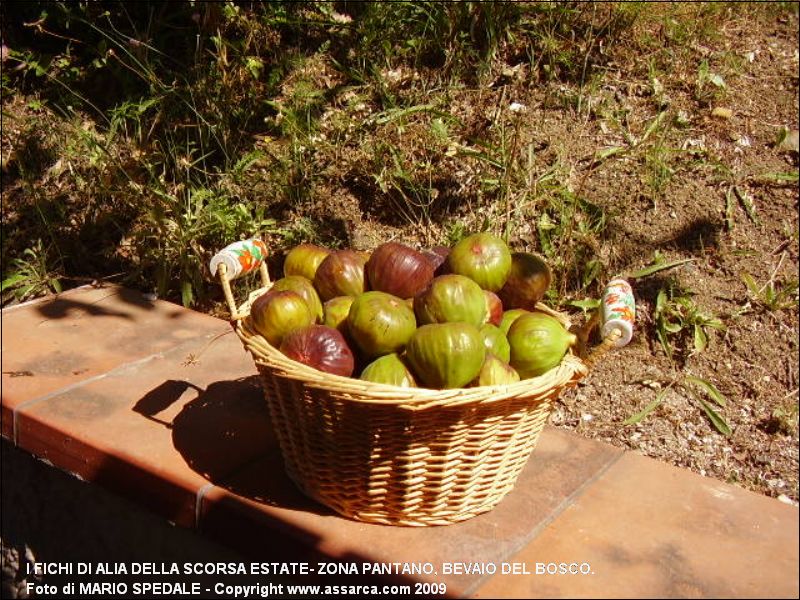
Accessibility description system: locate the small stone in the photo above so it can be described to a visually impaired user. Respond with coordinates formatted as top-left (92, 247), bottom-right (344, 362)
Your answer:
top-left (777, 128), bottom-right (799, 153)
top-left (711, 107), bottom-right (733, 119)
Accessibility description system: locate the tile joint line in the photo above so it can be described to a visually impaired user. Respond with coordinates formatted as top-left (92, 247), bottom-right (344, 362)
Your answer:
top-left (196, 483), bottom-right (217, 530)
top-left (12, 353), bottom-right (161, 446)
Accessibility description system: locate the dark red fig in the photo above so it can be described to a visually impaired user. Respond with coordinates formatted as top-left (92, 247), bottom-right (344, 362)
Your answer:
top-left (497, 252), bottom-right (552, 310)
top-left (366, 242), bottom-right (434, 299)
top-left (313, 250), bottom-right (367, 301)
top-left (423, 246), bottom-right (451, 276)
top-left (280, 324), bottom-right (355, 377)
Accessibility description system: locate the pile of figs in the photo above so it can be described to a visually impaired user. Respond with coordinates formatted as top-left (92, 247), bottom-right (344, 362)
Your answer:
top-left (248, 233), bottom-right (577, 389)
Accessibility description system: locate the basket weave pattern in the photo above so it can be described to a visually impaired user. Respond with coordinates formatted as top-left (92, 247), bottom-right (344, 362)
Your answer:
top-left (236, 288), bottom-right (589, 526)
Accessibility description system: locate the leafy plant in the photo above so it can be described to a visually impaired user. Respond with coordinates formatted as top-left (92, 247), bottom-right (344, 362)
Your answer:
top-left (134, 186), bottom-right (276, 307)
top-left (654, 281), bottom-right (725, 359)
top-left (754, 171), bottom-right (799, 186)
top-left (1, 240), bottom-right (62, 305)
top-left (536, 190), bottom-right (607, 293)
top-left (643, 126), bottom-right (676, 197)
top-left (444, 221), bottom-right (469, 247)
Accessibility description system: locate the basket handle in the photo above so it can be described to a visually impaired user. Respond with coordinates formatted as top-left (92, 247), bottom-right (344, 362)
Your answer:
top-left (210, 239), bottom-right (271, 320)
top-left (581, 278), bottom-right (635, 368)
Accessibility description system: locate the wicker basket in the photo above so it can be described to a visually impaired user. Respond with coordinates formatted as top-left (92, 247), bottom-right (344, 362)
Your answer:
top-left (215, 252), bottom-right (613, 526)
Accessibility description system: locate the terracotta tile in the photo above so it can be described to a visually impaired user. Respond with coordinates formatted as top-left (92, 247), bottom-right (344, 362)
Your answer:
top-left (15, 329), bottom-right (265, 527)
top-left (198, 427), bottom-right (623, 596)
top-left (473, 452), bottom-right (800, 599)
top-left (1, 397), bottom-right (15, 440)
top-left (1, 285), bottom-right (230, 425)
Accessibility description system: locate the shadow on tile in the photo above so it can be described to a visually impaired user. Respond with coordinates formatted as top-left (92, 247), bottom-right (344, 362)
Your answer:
top-left (144, 376), bottom-right (332, 517)
top-left (34, 286), bottom-right (156, 321)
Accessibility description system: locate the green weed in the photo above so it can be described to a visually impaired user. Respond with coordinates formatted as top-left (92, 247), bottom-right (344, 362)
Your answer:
top-left (629, 250), bottom-right (696, 279)
top-left (695, 59), bottom-right (727, 105)
top-left (742, 272), bottom-right (799, 313)
top-left (654, 281), bottom-right (725, 360)
top-left (624, 375), bottom-right (732, 436)
top-left (349, 2), bottom-right (521, 81)
top-left (132, 185), bottom-right (276, 307)
top-left (767, 399), bottom-right (799, 435)
top-left (1, 240), bottom-right (62, 304)
top-left (520, 2), bottom-right (642, 83)
top-left (537, 190), bottom-right (607, 295)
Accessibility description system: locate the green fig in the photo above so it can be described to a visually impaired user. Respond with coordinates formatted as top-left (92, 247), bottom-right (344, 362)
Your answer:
top-left (283, 243), bottom-right (330, 281)
top-left (479, 323), bottom-right (511, 363)
top-left (473, 354), bottom-right (520, 386)
top-left (406, 322), bottom-right (486, 389)
top-left (360, 353), bottom-right (417, 387)
top-left (507, 312), bottom-right (577, 378)
top-left (498, 308), bottom-right (530, 336)
top-left (249, 289), bottom-right (315, 347)
top-left (323, 295), bottom-right (355, 337)
top-left (414, 274), bottom-right (487, 328)
top-left (347, 291), bottom-right (417, 359)
top-left (448, 232), bottom-right (512, 292)
top-left (271, 275), bottom-right (324, 322)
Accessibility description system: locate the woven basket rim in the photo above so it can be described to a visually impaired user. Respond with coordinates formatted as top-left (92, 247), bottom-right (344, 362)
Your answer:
top-left (237, 286), bottom-right (589, 410)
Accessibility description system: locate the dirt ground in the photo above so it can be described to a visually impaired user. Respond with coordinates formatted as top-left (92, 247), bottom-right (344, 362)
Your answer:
top-left (281, 6), bottom-right (800, 502)
top-left (546, 11), bottom-right (800, 503)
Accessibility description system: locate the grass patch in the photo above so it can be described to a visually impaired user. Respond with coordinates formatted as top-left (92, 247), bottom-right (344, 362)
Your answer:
top-left (1, 1), bottom-right (794, 313)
